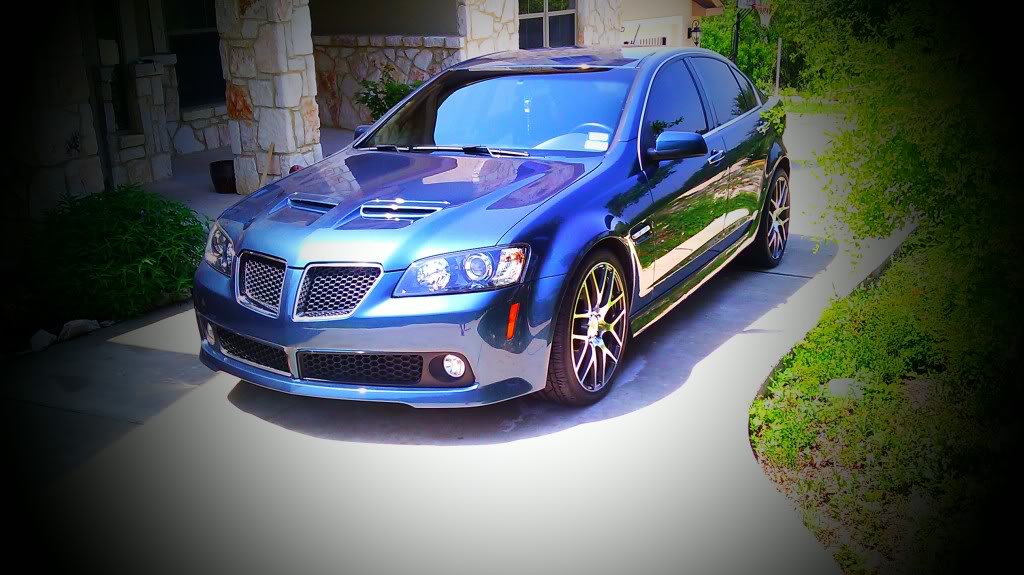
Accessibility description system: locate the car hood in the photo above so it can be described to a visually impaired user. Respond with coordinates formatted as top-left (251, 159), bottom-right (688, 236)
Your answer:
top-left (219, 149), bottom-right (598, 270)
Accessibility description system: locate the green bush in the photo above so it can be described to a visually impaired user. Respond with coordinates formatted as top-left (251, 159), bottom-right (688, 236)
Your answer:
top-left (28, 184), bottom-right (208, 322)
top-left (355, 64), bottom-right (423, 122)
top-left (749, 235), bottom-right (1014, 572)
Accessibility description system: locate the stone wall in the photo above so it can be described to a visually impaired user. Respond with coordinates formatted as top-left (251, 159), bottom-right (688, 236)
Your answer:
top-left (458, 0), bottom-right (518, 59)
top-left (313, 34), bottom-right (463, 130)
top-left (215, 0), bottom-right (322, 194)
top-left (22, 9), bottom-right (104, 220)
top-left (162, 63), bottom-right (231, 156)
top-left (170, 103), bottom-right (232, 156)
top-left (579, 0), bottom-right (622, 47)
top-left (97, 51), bottom-right (175, 187)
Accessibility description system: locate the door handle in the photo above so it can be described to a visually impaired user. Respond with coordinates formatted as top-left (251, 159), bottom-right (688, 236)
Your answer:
top-left (707, 150), bottom-right (725, 165)
top-left (755, 119), bottom-right (770, 134)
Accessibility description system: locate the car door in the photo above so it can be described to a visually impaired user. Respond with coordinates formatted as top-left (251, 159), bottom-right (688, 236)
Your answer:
top-left (689, 57), bottom-right (770, 243)
top-left (634, 58), bottom-right (731, 291)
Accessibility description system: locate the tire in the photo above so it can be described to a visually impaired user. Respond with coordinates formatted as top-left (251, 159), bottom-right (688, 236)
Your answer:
top-left (744, 169), bottom-right (792, 269)
top-left (538, 249), bottom-right (630, 406)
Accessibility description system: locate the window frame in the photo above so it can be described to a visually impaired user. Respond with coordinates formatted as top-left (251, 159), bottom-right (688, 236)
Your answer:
top-left (519, 0), bottom-right (578, 49)
top-left (164, 0), bottom-right (225, 108)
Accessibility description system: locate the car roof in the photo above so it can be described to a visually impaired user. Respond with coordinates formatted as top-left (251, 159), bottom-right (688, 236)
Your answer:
top-left (451, 46), bottom-right (728, 72)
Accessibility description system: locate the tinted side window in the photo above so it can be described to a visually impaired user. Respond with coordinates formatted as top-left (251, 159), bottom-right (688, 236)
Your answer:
top-left (690, 57), bottom-right (747, 124)
top-left (642, 60), bottom-right (708, 148)
top-left (731, 69), bottom-right (760, 113)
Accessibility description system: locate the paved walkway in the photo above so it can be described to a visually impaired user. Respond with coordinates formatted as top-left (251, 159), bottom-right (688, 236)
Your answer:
top-left (8, 115), bottom-right (901, 574)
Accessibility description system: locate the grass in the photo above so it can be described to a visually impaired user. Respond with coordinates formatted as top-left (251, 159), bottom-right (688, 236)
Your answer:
top-left (749, 232), bottom-right (1017, 573)
top-left (780, 91), bottom-right (848, 116)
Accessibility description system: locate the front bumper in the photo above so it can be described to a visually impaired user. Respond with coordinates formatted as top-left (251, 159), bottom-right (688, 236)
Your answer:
top-left (193, 261), bottom-right (566, 407)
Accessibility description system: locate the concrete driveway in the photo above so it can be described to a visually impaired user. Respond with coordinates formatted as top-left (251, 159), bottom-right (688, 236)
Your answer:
top-left (10, 115), bottom-right (902, 574)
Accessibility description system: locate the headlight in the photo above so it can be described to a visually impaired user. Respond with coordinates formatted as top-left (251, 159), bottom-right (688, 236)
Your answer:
top-left (204, 222), bottom-right (235, 276)
top-left (394, 245), bottom-right (529, 296)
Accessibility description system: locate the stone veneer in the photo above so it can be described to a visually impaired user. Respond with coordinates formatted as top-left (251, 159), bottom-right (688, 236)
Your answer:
top-left (578, 0), bottom-right (622, 47)
top-left (216, 0), bottom-right (322, 194)
top-left (163, 60), bottom-right (231, 157)
top-left (313, 34), bottom-right (464, 130)
top-left (458, 0), bottom-right (519, 58)
top-left (169, 104), bottom-right (231, 156)
top-left (24, 11), bottom-right (104, 219)
top-left (98, 54), bottom-right (175, 186)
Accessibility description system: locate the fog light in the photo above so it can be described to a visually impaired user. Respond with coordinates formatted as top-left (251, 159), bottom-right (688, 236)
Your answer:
top-left (443, 354), bottom-right (466, 378)
top-left (205, 323), bottom-right (216, 344)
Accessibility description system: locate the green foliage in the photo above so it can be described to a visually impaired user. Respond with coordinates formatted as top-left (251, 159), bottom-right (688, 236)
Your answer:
top-left (750, 237), bottom-right (1013, 572)
top-left (746, 1), bottom-right (1019, 571)
top-left (759, 103), bottom-right (786, 134)
top-left (699, 1), bottom-right (783, 93)
top-left (28, 184), bottom-right (208, 322)
top-left (355, 64), bottom-right (423, 121)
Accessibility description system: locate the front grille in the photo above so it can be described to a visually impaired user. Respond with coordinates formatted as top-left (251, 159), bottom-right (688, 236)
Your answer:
top-left (298, 352), bottom-right (423, 385)
top-left (295, 265), bottom-right (381, 319)
top-left (216, 327), bottom-right (290, 374)
top-left (239, 253), bottom-right (286, 315)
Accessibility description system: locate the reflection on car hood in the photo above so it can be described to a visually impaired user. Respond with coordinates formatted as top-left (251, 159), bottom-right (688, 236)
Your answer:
top-left (219, 149), bottom-right (599, 270)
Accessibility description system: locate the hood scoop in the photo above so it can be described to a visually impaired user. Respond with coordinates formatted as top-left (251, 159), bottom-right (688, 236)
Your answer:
top-left (288, 197), bottom-right (339, 214)
top-left (359, 199), bottom-right (449, 221)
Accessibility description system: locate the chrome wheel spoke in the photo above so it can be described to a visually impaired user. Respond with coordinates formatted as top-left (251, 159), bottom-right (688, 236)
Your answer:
top-left (570, 261), bottom-right (627, 393)
top-left (607, 309), bottom-right (625, 330)
top-left (602, 292), bottom-right (624, 318)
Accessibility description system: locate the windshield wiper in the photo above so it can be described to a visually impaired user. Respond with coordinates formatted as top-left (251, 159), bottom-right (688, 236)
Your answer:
top-left (409, 145), bottom-right (529, 158)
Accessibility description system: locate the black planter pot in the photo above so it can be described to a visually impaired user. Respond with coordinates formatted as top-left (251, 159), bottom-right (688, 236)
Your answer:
top-left (209, 159), bottom-right (236, 194)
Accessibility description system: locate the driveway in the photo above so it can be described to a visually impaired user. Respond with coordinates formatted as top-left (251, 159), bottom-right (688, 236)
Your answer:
top-left (10, 115), bottom-right (902, 574)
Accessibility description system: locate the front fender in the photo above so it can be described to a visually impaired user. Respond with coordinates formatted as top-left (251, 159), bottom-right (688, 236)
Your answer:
top-left (498, 154), bottom-right (651, 310)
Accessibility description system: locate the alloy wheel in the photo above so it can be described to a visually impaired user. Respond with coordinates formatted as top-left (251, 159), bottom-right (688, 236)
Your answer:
top-left (570, 262), bottom-right (627, 393)
top-left (767, 176), bottom-right (791, 260)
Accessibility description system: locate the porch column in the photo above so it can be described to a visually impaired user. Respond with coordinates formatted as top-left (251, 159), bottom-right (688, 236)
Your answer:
top-left (578, 0), bottom-right (622, 47)
top-left (458, 0), bottom-right (518, 59)
top-left (215, 0), bottom-right (322, 195)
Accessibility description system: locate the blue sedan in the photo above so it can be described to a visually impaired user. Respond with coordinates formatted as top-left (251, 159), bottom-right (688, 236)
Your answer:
top-left (194, 47), bottom-right (791, 407)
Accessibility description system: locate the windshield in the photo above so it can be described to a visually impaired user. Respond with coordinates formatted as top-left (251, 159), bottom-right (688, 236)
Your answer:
top-left (359, 68), bottom-right (635, 154)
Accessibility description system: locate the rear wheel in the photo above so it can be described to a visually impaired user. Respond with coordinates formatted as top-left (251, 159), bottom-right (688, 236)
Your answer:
top-left (745, 169), bottom-right (791, 268)
top-left (539, 249), bottom-right (629, 406)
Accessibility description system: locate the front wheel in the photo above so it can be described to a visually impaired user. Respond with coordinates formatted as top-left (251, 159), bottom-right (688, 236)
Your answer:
top-left (745, 169), bottom-right (791, 269)
top-left (539, 249), bottom-right (630, 406)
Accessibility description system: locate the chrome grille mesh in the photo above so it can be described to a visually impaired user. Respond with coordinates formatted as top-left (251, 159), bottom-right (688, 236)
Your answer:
top-left (239, 253), bottom-right (286, 314)
top-left (298, 352), bottom-right (423, 385)
top-left (216, 327), bottom-right (289, 374)
top-left (295, 266), bottom-right (381, 319)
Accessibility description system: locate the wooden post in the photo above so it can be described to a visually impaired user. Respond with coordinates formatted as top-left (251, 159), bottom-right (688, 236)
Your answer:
top-left (774, 37), bottom-right (782, 95)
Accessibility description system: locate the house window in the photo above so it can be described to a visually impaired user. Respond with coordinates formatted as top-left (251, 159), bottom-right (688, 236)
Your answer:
top-left (164, 0), bottom-right (225, 108)
top-left (519, 0), bottom-right (577, 49)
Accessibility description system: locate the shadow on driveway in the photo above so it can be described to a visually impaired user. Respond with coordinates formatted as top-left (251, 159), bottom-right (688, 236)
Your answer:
top-left (226, 235), bottom-right (836, 445)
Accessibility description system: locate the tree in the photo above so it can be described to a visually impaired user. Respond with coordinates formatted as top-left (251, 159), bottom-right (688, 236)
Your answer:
top-left (699, 1), bottom-right (786, 93)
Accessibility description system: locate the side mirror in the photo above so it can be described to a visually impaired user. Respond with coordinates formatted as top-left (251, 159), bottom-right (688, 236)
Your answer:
top-left (646, 131), bottom-right (708, 163)
top-left (354, 124), bottom-right (372, 140)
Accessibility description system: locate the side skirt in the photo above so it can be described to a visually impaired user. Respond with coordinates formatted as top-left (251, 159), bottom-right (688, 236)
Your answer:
top-left (629, 221), bottom-right (759, 337)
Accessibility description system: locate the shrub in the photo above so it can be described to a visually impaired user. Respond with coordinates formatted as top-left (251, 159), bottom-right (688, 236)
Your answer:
top-left (749, 237), bottom-right (1013, 572)
top-left (27, 184), bottom-right (208, 323)
top-left (355, 64), bottom-right (423, 121)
